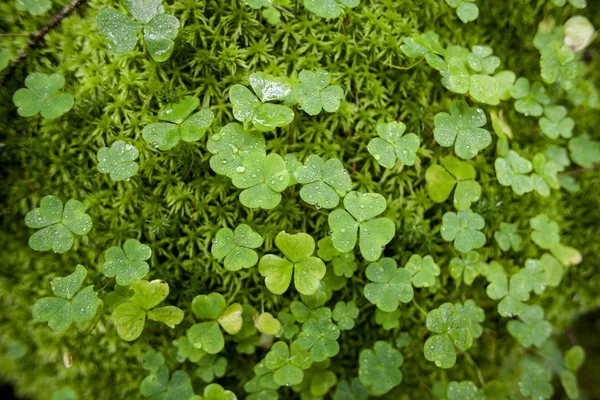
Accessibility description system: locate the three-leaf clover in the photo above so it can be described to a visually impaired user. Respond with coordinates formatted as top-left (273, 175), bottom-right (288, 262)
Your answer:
top-left (568, 134), bottom-right (600, 168)
top-left (400, 31), bottom-right (447, 71)
top-left (303, 0), bottom-right (360, 19)
top-left (255, 312), bottom-right (281, 335)
top-left (375, 309), bottom-right (401, 330)
top-left (112, 280), bottom-right (184, 341)
top-left (405, 254), bottom-right (440, 288)
top-left (328, 191), bottom-right (395, 261)
top-left (294, 155), bottom-right (352, 209)
top-left (358, 341), bottom-right (404, 396)
top-left (297, 314), bottom-right (341, 362)
top-left (467, 46), bottom-right (500, 74)
top-left (187, 293), bottom-right (243, 353)
top-left (433, 100), bottom-right (491, 160)
top-left (531, 153), bottom-right (560, 197)
top-left (13, 73), bottom-right (74, 119)
top-left (142, 97), bottom-right (214, 150)
top-left (232, 152), bottom-right (290, 209)
top-left (102, 239), bottom-right (152, 286)
top-left (446, 0), bottom-right (479, 23)
top-left (440, 55), bottom-right (500, 105)
top-left (141, 369), bottom-right (197, 400)
top-left (211, 224), bottom-right (263, 271)
top-left (519, 359), bottom-right (553, 399)
top-left (258, 232), bottom-right (326, 295)
top-left (97, 140), bottom-right (140, 181)
top-left (441, 210), bottom-right (486, 253)
top-left (494, 222), bottom-right (522, 252)
top-left (425, 156), bottom-right (481, 210)
top-left (25, 195), bottom-right (93, 254)
top-left (454, 299), bottom-right (485, 339)
top-left (495, 150), bottom-right (534, 195)
top-left (539, 106), bottom-right (574, 139)
top-left (334, 379), bottom-right (369, 400)
top-left (201, 383), bottom-right (237, 400)
top-left (449, 251), bottom-right (485, 285)
top-left (447, 381), bottom-right (484, 400)
top-left (509, 78), bottom-right (551, 117)
top-left (32, 265), bottom-right (101, 332)
top-left (16, 0), bottom-right (52, 16)
top-left (364, 258), bottom-right (413, 312)
top-left (367, 121), bottom-right (420, 168)
top-left (293, 70), bottom-right (344, 116)
top-left (507, 304), bottom-right (552, 348)
top-left (97, 1), bottom-right (180, 62)
top-left (196, 354), bottom-right (228, 382)
top-left (229, 72), bottom-right (294, 131)
top-left (264, 341), bottom-right (312, 386)
top-left (173, 336), bottom-right (205, 363)
top-left (206, 123), bottom-right (265, 177)
top-left (332, 301), bottom-right (359, 330)
top-left (530, 214), bottom-right (560, 249)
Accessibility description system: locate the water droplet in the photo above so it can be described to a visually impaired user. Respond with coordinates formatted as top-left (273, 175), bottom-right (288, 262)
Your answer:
top-left (315, 204), bottom-right (322, 210)
top-left (328, 230), bottom-right (333, 235)
top-left (152, 142), bottom-right (159, 149)
top-left (235, 166), bottom-right (246, 173)
top-left (222, 160), bottom-right (228, 164)
top-left (252, 174), bottom-right (257, 178)
top-left (374, 154), bottom-right (381, 160)
top-left (340, 228), bottom-right (346, 233)
top-left (211, 238), bottom-right (218, 244)
top-left (211, 134), bottom-right (221, 141)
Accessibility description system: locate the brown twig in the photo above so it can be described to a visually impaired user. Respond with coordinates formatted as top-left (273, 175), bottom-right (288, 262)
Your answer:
top-left (342, 15), bottom-right (351, 36)
top-left (559, 162), bottom-right (600, 177)
top-left (12, 0), bottom-right (87, 65)
top-left (0, 33), bottom-right (30, 37)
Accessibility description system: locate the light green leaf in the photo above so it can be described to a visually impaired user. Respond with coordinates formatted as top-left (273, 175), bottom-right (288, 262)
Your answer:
top-left (456, 2), bottom-right (478, 23)
top-left (295, 155), bottom-right (352, 209)
top-left (441, 210), bottom-right (486, 253)
top-left (364, 258), bottom-right (414, 312)
top-left (258, 255), bottom-right (294, 295)
top-left (530, 214), bottom-right (560, 249)
top-left (211, 225), bottom-right (263, 271)
top-left (207, 123), bottom-right (265, 176)
top-left (494, 222), bottom-right (522, 252)
top-left (368, 121), bottom-right (420, 168)
top-left (187, 321), bottom-right (225, 354)
top-left (16, 0), bottom-right (52, 16)
top-left (359, 341), bottom-right (403, 396)
top-left (568, 134), bottom-right (600, 168)
top-left (13, 73), bottom-right (74, 119)
top-left (148, 306), bottom-right (184, 328)
top-left (96, 9), bottom-right (142, 55)
top-left (405, 254), bottom-right (440, 287)
top-left (97, 141), bottom-right (139, 181)
top-left (124, 0), bottom-right (162, 24)
top-left (112, 302), bottom-right (146, 341)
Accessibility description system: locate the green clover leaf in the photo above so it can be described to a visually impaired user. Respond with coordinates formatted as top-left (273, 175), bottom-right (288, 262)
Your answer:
top-left (482, 261), bottom-right (508, 300)
top-left (196, 354), bottom-right (228, 382)
top-left (297, 316), bottom-right (341, 362)
top-left (333, 378), bottom-right (369, 400)
top-left (142, 349), bottom-right (165, 372)
top-left (568, 133), bottom-right (600, 168)
top-left (211, 224), bottom-right (263, 271)
top-left (494, 150), bottom-right (534, 195)
top-left (32, 265), bottom-right (101, 332)
top-left (440, 57), bottom-right (469, 94)
top-left (317, 236), bottom-right (340, 261)
top-left (368, 121), bottom-right (420, 168)
top-left (494, 70), bottom-right (517, 101)
top-left (447, 381), bottom-right (484, 400)
top-left (202, 383), bottom-right (237, 400)
top-left (539, 106), bottom-right (574, 139)
top-left (405, 254), bottom-right (440, 288)
top-left (102, 239), bottom-right (152, 286)
top-left (332, 252), bottom-right (358, 278)
top-left (173, 336), bottom-right (205, 363)
top-left (433, 100), bottom-right (491, 160)
top-left (494, 222), bottom-right (522, 252)
top-left (244, 362), bottom-right (278, 400)
top-left (112, 280), bottom-right (184, 341)
top-left (519, 359), bottom-right (553, 399)
top-left (530, 214), bottom-right (560, 249)
top-left (96, 140), bottom-right (140, 181)
top-left (16, 0), bottom-right (52, 16)
top-left (13, 73), bottom-right (74, 119)
top-left (255, 312), bottom-right (282, 335)
top-left (96, 9), bottom-right (142, 55)
top-left (232, 152), bottom-right (290, 209)
top-left (358, 341), bottom-right (403, 396)
top-left (294, 155), bottom-right (352, 209)
top-left (441, 209), bottom-right (486, 253)
top-left (425, 156), bottom-right (481, 211)
top-left (25, 195), bottom-right (93, 254)
top-left (450, 251), bottom-right (485, 285)
top-left (400, 31), bottom-right (447, 71)
top-left (565, 346), bottom-right (585, 371)
top-left (264, 341), bottom-right (312, 386)
top-left (207, 123), bottom-right (266, 177)
top-left (375, 309), bottom-right (401, 330)
top-left (509, 77), bottom-right (551, 117)
top-left (258, 232), bottom-right (326, 295)
top-left (446, 0), bottom-right (479, 23)
top-left (276, 311), bottom-right (299, 340)
top-left (0, 49), bottom-right (14, 71)
top-left (467, 46), bottom-right (500, 75)
top-left (303, 0), bottom-right (360, 19)
top-left (507, 304), bottom-right (552, 348)
top-left (332, 301), bottom-right (359, 330)
top-left (531, 153), bottom-right (560, 197)
top-left (143, 14), bottom-right (180, 62)
top-left (293, 70), bottom-right (344, 115)
top-left (454, 299), bottom-right (485, 338)
top-left (141, 369), bottom-right (197, 400)
top-left (364, 258), bottom-right (414, 312)
top-left (142, 97), bottom-right (214, 150)
top-left (328, 191), bottom-right (395, 261)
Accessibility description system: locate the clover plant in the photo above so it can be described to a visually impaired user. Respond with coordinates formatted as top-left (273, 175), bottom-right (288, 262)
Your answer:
top-left (303, 0), bottom-right (360, 19)
top-left (375, 309), bottom-right (400, 330)
top-left (102, 239), bottom-right (151, 285)
top-left (206, 123), bottom-right (266, 177)
top-left (196, 354), bottom-right (228, 383)
top-left (400, 31), bottom-right (447, 71)
top-left (425, 156), bottom-right (481, 210)
top-left (494, 222), bottom-right (522, 252)
top-left (519, 358), bottom-right (553, 399)
top-left (507, 304), bottom-right (552, 348)
top-left (187, 293), bottom-right (242, 353)
top-left (297, 311), bottom-right (341, 362)
top-left (364, 258), bottom-right (413, 312)
top-left (293, 70), bottom-right (344, 115)
top-left (13, 73), bottom-right (74, 119)
top-left (264, 341), bottom-right (312, 386)
top-left (96, 140), bottom-right (140, 181)
top-left (449, 251), bottom-right (485, 285)
top-left (539, 106), bottom-right (574, 139)
top-left (495, 150), bottom-right (534, 195)
top-left (211, 224), bottom-right (263, 271)
top-left (445, 0), bottom-right (479, 23)
top-left (367, 121), bottom-right (420, 168)
top-left (509, 77), bottom-right (551, 117)
top-left (441, 209), bottom-right (486, 253)
top-left (294, 155), bottom-right (352, 209)
top-left (243, 0), bottom-right (281, 25)
top-left (173, 336), bottom-right (204, 363)
top-left (568, 134), bottom-right (600, 168)
top-left (140, 350), bottom-right (198, 399)
top-left (405, 254), bottom-right (440, 288)
top-left (16, 0), bottom-right (51, 16)
top-left (358, 341), bottom-right (403, 396)
top-left (447, 381), bottom-right (484, 400)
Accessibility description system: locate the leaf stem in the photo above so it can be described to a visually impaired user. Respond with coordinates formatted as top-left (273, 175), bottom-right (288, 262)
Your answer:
top-left (97, 277), bottom-right (115, 293)
top-left (559, 162), bottom-right (600, 176)
top-left (412, 298), bottom-right (427, 317)
top-left (0, 33), bottom-right (30, 37)
top-left (462, 350), bottom-right (486, 387)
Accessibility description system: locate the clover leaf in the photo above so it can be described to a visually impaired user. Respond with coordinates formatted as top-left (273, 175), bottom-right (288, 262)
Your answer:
top-left (450, 251), bottom-right (485, 285)
top-left (202, 383), bottom-right (237, 400)
top-left (13, 73), bottom-right (74, 119)
top-left (173, 336), bottom-right (205, 363)
top-left (539, 106), bottom-right (574, 139)
top-left (264, 341), bottom-right (312, 386)
top-left (519, 359), bottom-right (553, 399)
top-left (232, 152), bottom-right (290, 209)
top-left (565, 346), bottom-right (585, 371)
top-left (142, 97), bottom-right (214, 150)
top-left (211, 224), bottom-right (263, 271)
top-left (531, 153), bottom-right (560, 197)
top-left (494, 222), bottom-right (522, 252)
top-left (0, 49), bottom-right (14, 71)
top-left (530, 214), bottom-right (560, 249)
top-left (96, 140), bottom-right (140, 181)
top-left (294, 155), bottom-right (352, 209)
top-left (102, 239), bottom-right (151, 286)
top-left (441, 210), bottom-right (486, 253)
top-left (141, 368), bottom-right (197, 400)
top-left (328, 191), bottom-right (395, 261)
top-left (25, 195), bottom-right (93, 254)
top-left (142, 349), bottom-right (165, 372)
top-left (297, 315), bottom-right (341, 362)
top-left (454, 299), bottom-right (485, 338)
top-left (507, 304), bottom-right (552, 348)
top-left (32, 265), bottom-right (101, 332)
top-left (229, 72), bottom-right (294, 131)
top-left (368, 121), bottom-right (420, 168)
top-left (400, 31), bottom-right (447, 71)
top-left (276, 311), bottom-right (299, 339)
top-left (97, 3), bottom-right (180, 62)
top-left (187, 293), bottom-right (243, 353)
top-left (439, 56), bottom-right (500, 105)
top-left (259, 232), bottom-right (326, 295)
top-left (293, 70), bottom-right (345, 115)
top-left (495, 150), bottom-right (534, 195)
top-left (332, 252), bottom-right (358, 278)
top-left (433, 100), bottom-right (491, 160)
top-left (568, 133), bottom-right (600, 168)
top-left (482, 261), bottom-right (508, 300)
top-left (364, 258), bottom-right (413, 312)
top-left (447, 381), bottom-right (484, 400)
top-left (564, 15), bottom-right (595, 52)
top-left (332, 301), bottom-right (359, 330)
top-left (333, 378), bottom-right (369, 400)
top-left (358, 341), bottom-right (403, 396)
top-left (375, 309), bottom-right (401, 330)
top-left (255, 312), bottom-right (281, 335)
top-left (467, 46), bottom-right (500, 75)
top-left (425, 156), bottom-right (481, 211)
top-left (509, 77), bottom-right (551, 117)
top-left (405, 254), bottom-right (440, 288)
top-left (303, 0), bottom-right (360, 19)
top-left (16, 0), bottom-right (52, 16)
top-left (446, 0), bottom-right (479, 23)
top-left (112, 280), bottom-right (184, 341)
top-left (195, 354), bottom-right (227, 382)
top-left (207, 123), bottom-right (266, 177)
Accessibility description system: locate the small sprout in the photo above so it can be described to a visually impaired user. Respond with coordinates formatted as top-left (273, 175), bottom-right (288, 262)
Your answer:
top-left (375, 309), bottom-right (400, 330)
top-left (445, 0), bottom-right (479, 23)
top-left (400, 31), bottom-right (447, 71)
top-left (97, 140), bottom-right (139, 181)
top-left (102, 239), bottom-right (152, 286)
top-left (447, 381), bottom-right (484, 400)
top-left (530, 214), bottom-right (560, 249)
top-left (211, 224), bottom-right (264, 271)
top-left (531, 153), bottom-right (560, 197)
top-left (297, 314), bottom-right (341, 362)
top-left (16, 0), bottom-right (51, 16)
top-left (441, 209), bottom-right (486, 253)
top-left (494, 222), bottom-right (522, 252)
top-left (405, 254), bottom-right (440, 288)
top-left (196, 354), bottom-right (228, 383)
top-left (509, 77), bottom-right (551, 117)
top-left (264, 341), bottom-right (312, 387)
top-left (334, 378), bottom-right (369, 400)
top-left (519, 359), bottom-right (554, 399)
top-left (112, 280), bottom-right (184, 341)
top-left (565, 346), bottom-right (585, 371)
top-left (433, 100), bottom-right (491, 160)
top-left (294, 155), bottom-right (352, 209)
top-left (258, 231), bottom-right (326, 295)
top-left (206, 123), bottom-right (266, 177)
top-left (507, 304), bottom-right (552, 348)
top-left (368, 121), bottom-right (420, 168)
top-left (332, 301), bottom-right (359, 330)
top-left (142, 97), bottom-right (214, 150)
top-left (13, 73), bottom-right (74, 119)
top-left (229, 72), bottom-right (294, 131)
top-left (293, 70), bottom-right (345, 116)
top-left (425, 156), bottom-right (481, 211)
top-left (561, 346), bottom-right (585, 399)
top-left (395, 332), bottom-right (412, 348)
top-left (467, 46), bottom-right (500, 74)
top-left (25, 195), bottom-right (92, 254)
top-left (255, 312), bottom-right (281, 335)
top-left (568, 133), bottom-right (600, 168)
top-left (450, 251), bottom-right (485, 285)
top-left (232, 152), bottom-right (290, 209)
top-left (564, 16), bottom-right (595, 52)
top-left (173, 336), bottom-right (205, 363)
top-left (358, 341), bottom-right (403, 396)
top-left (328, 191), bottom-right (396, 261)
top-left (32, 265), bottom-right (101, 332)
top-left (303, 0), bottom-right (360, 19)
top-left (539, 105), bottom-right (574, 139)
top-left (364, 258), bottom-right (413, 312)
top-left (495, 150), bottom-right (534, 195)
